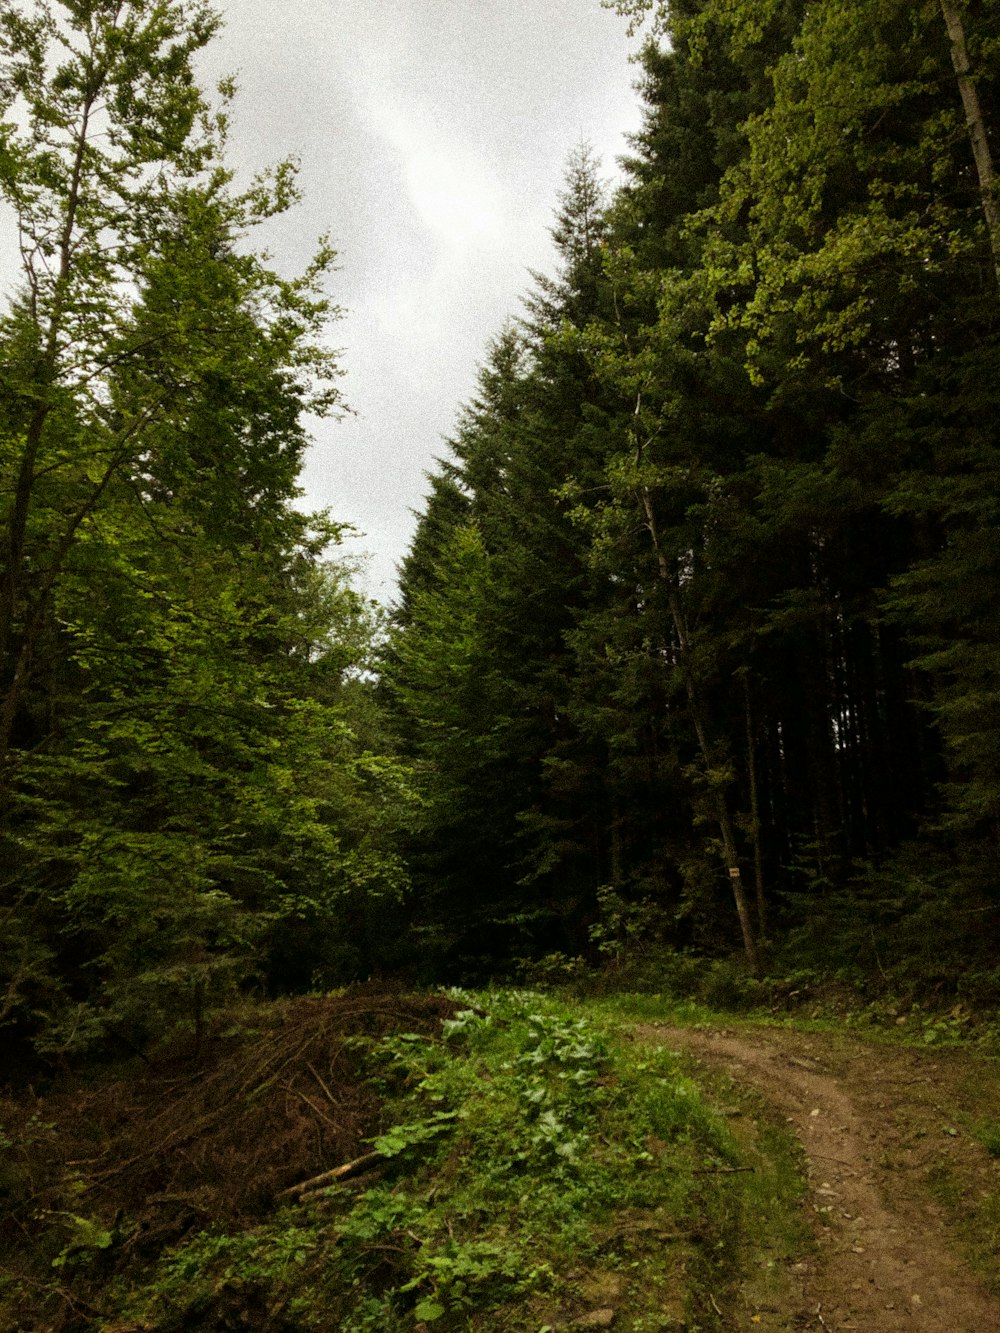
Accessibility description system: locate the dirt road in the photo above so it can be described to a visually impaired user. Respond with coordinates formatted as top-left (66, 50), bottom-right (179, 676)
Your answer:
top-left (635, 1022), bottom-right (1000, 1332)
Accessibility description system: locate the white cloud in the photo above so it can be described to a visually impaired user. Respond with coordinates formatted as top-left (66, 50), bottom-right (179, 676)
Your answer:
top-left (362, 98), bottom-right (509, 252)
top-left (407, 145), bottom-right (506, 250)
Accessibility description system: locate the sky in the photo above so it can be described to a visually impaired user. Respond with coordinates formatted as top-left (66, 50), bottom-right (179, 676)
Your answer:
top-left (0, 1), bottom-right (647, 603)
top-left (200, 0), bottom-right (646, 601)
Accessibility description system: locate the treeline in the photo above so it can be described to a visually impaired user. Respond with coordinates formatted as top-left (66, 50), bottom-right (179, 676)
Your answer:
top-left (3, 1), bottom-right (999, 1066)
top-left (0, 0), bottom-right (410, 1059)
top-left (383, 0), bottom-right (1000, 994)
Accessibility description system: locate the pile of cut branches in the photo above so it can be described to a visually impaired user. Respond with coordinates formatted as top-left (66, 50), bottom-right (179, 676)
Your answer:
top-left (0, 988), bottom-right (457, 1328)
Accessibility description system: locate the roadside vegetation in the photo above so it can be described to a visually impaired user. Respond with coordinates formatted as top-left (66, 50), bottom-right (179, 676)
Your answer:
top-left (1, 988), bottom-right (811, 1332)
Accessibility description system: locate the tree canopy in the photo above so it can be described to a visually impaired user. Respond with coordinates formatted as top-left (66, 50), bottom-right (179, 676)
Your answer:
top-left (3, 0), bottom-right (999, 1048)
top-left (388, 0), bottom-right (1000, 991)
top-left (0, 0), bottom-right (410, 1056)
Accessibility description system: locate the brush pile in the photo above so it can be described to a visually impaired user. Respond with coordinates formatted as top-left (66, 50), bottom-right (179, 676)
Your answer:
top-left (0, 989), bottom-right (457, 1327)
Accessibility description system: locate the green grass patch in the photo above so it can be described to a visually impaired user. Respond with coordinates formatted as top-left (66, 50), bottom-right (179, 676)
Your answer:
top-left (60, 990), bottom-right (807, 1330)
top-left (924, 1156), bottom-right (1000, 1295)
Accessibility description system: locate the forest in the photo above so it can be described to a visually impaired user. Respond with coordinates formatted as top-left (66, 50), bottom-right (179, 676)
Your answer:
top-left (387, 0), bottom-right (1000, 1001)
top-left (2, 0), bottom-right (1000, 1066)
top-left (2, 2), bottom-right (1000, 1329)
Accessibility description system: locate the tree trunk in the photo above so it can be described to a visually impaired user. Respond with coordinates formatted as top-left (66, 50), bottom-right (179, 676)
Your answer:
top-left (742, 670), bottom-right (767, 938)
top-left (639, 488), bottom-right (762, 976)
top-left (939, 0), bottom-right (1000, 288)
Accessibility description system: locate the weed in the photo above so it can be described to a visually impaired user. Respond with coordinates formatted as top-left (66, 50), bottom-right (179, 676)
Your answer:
top-left (50, 990), bottom-right (789, 1331)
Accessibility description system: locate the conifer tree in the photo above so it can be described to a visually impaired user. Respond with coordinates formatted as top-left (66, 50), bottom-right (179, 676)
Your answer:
top-left (395, 0), bottom-right (1000, 985)
top-left (0, 1), bottom-right (409, 1052)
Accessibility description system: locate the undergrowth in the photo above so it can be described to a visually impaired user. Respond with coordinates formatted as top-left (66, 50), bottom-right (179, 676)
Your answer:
top-left (524, 943), bottom-right (1000, 1049)
top-left (0, 990), bottom-right (806, 1331)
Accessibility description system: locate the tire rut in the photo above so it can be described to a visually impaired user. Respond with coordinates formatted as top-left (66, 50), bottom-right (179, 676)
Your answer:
top-left (635, 1023), bottom-right (1000, 1332)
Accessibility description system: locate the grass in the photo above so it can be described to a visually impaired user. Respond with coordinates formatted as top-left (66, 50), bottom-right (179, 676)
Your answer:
top-left (0, 989), bottom-right (813, 1331)
top-left (6, 968), bottom-right (999, 1329)
top-left (582, 986), bottom-right (1000, 1306)
top-left (570, 973), bottom-right (1000, 1055)
top-left (924, 1155), bottom-right (1000, 1295)
top-left (591, 998), bottom-right (813, 1328)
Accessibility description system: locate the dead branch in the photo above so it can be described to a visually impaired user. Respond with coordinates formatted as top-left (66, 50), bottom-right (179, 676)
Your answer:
top-left (278, 1150), bottom-right (385, 1201)
top-left (307, 1062), bottom-right (340, 1106)
top-left (282, 1082), bottom-right (338, 1131)
top-left (692, 1165), bottom-right (756, 1175)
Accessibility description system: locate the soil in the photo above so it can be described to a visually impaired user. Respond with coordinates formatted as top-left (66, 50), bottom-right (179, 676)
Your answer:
top-left (0, 988), bottom-right (459, 1330)
top-left (635, 1021), bottom-right (1000, 1332)
top-left (4, 996), bottom-right (998, 1332)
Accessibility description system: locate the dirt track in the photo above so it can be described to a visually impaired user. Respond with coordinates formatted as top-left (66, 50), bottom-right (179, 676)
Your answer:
top-left (635, 1023), bottom-right (1000, 1332)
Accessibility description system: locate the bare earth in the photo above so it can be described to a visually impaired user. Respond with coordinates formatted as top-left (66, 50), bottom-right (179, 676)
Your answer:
top-left (635, 1022), bottom-right (1000, 1332)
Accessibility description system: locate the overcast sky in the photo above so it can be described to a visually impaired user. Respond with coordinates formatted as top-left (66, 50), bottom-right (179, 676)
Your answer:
top-left (200, 0), bottom-right (645, 601)
top-left (1, 1), bottom-right (646, 602)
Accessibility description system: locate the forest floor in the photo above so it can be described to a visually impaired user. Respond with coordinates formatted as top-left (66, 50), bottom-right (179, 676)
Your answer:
top-left (632, 1017), bottom-right (1000, 1331)
top-left (3, 993), bottom-right (1000, 1330)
